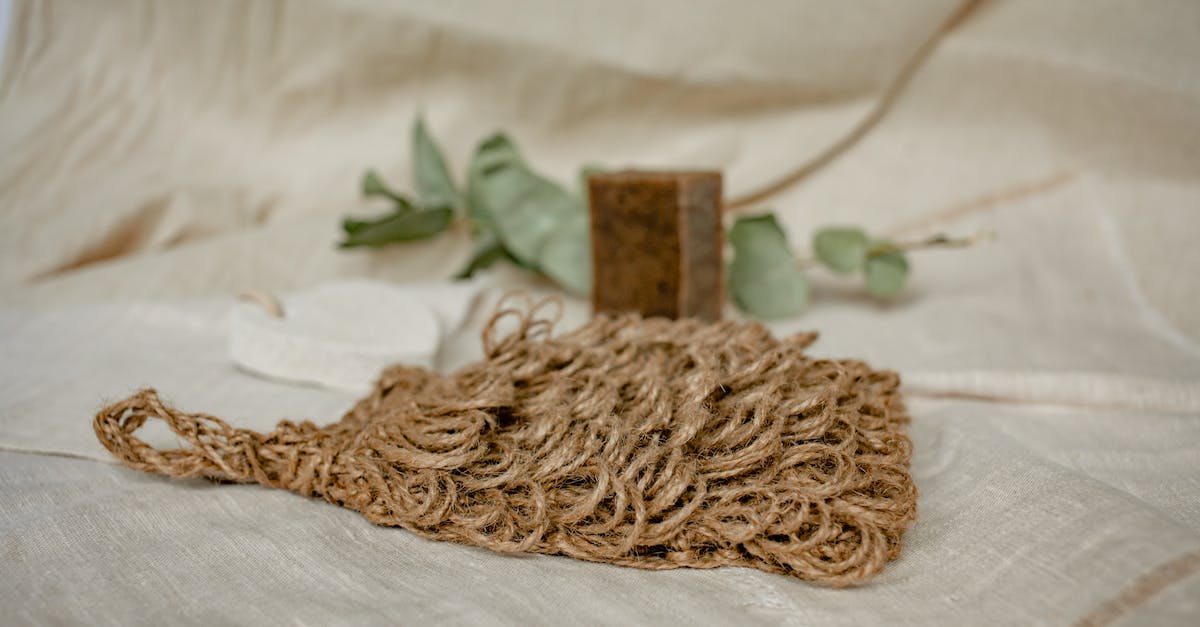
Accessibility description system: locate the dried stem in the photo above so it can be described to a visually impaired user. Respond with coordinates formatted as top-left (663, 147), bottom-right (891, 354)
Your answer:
top-left (894, 230), bottom-right (996, 251)
top-left (724, 0), bottom-right (985, 212)
top-left (796, 229), bottom-right (994, 269)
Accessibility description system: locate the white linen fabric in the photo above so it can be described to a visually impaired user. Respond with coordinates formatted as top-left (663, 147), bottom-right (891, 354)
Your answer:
top-left (1, 0), bottom-right (1198, 624)
top-left (229, 280), bottom-right (481, 392)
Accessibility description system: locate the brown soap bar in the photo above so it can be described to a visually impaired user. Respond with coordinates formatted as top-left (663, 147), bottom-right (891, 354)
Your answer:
top-left (588, 170), bottom-right (724, 320)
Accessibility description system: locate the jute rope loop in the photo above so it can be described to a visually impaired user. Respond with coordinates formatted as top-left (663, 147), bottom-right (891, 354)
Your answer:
top-left (94, 302), bottom-right (916, 586)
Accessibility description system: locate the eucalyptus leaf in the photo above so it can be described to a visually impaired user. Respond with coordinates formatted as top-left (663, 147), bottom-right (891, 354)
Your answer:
top-left (454, 234), bottom-right (512, 279)
top-left (342, 217), bottom-right (372, 235)
top-left (728, 213), bottom-right (809, 318)
top-left (412, 117), bottom-right (461, 212)
top-left (864, 243), bottom-right (909, 298)
top-left (466, 134), bottom-right (582, 266)
top-left (344, 194), bottom-right (416, 235)
top-left (813, 226), bottom-right (869, 274)
top-left (361, 169), bottom-right (405, 203)
top-left (537, 210), bottom-right (592, 295)
top-left (339, 206), bottom-right (453, 248)
top-left (466, 134), bottom-right (522, 227)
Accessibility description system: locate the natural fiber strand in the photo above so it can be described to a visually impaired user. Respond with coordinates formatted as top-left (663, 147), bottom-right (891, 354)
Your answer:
top-left (94, 300), bottom-right (917, 587)
top-left (724, 0), bottom-right (984, 211)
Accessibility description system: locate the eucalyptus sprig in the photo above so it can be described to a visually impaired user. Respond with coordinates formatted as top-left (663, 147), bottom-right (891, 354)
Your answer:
top-left (727, 217), bottom-right (993, 317)
top-left (340, 117), bottom-right (592, 296)
top-left (340, 116), bottom-right (985, 318)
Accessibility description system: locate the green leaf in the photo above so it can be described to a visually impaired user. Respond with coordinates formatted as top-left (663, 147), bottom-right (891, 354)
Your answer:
top-left (342, 217), bottom-right (373, 235)
top-left (728, 213), bottom-right (809, 318)
top-left (454, 234), bottom-right (510, 279)
top-left (361, 169), bottom-right (405, 203)
top-left (537, 210), bottom-right (592, 296)
top-left (466, 134), bottom-right (522, 228)
top-left (466, 133), bottom-right (582, 266)
top-left (813, 226), bottom-right (869, 274)
top-left (339, 206), bottom-right (453, 248)
top-left (344, 193), bottom-right (416, 235)
top-left (412, 116), bottom-right (461, 212)
top-left (864, 242), bottom-right (909, 298)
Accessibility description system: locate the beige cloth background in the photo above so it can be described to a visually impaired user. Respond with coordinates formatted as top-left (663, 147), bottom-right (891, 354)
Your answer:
top-left (1, 0), bottom-right (1199, 624)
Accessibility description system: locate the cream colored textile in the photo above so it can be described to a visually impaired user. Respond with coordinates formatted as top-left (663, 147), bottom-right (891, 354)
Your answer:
top-left (1, 0), bottom-right (1199, 624)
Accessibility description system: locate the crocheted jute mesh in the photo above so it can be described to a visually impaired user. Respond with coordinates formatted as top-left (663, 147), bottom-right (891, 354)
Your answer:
top-left (94, 301), bottom-right (917, 587)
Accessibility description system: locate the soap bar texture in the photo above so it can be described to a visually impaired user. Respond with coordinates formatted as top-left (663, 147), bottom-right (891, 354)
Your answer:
top-left (588, 170), bottom-right (724, 320)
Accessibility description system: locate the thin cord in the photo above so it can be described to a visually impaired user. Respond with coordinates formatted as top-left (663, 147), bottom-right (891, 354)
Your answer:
top-left (725, 0), bottom-right (986, 211)
top-left (883, 170), bottom-right (1077, 237)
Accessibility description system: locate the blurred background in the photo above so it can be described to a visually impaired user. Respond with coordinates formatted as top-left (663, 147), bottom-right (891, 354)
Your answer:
top-left (1, 0), bottom-right (1197, 340)
top-left (3, 3), bottom-right (1200, 624)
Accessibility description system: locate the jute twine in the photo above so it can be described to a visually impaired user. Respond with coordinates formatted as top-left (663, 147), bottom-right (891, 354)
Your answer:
top-left (94, 300), bottom-right (917, 586)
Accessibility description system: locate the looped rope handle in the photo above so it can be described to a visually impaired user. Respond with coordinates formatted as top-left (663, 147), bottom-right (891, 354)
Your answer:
top-left (97, 295), bottom-right (565, 483)
top-left (482, 293), bottom-right (563, 357)
top-left (94, 389), bottom-right (261, 483)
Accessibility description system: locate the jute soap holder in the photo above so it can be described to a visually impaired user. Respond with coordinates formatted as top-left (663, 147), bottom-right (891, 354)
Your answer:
top-left (94, 300), bottom-right (917, 587)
